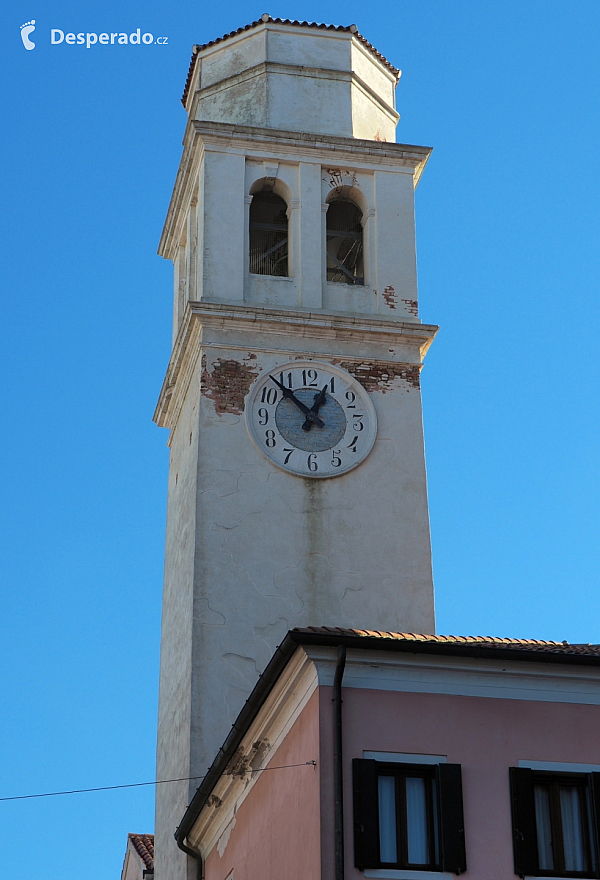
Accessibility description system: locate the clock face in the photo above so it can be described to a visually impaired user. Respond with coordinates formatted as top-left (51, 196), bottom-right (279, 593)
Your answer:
top-left (245, 361), bottom-right (377, 478)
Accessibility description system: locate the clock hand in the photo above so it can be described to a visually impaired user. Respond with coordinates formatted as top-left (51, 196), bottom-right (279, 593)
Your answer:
top-left (302, 385), bottom-right (328, 432)
top-left (269, 376), bottom-right (325, 428)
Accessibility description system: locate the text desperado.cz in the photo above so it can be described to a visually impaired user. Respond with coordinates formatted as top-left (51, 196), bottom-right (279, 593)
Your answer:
top-left (51, 29), bottom-right (167, 48)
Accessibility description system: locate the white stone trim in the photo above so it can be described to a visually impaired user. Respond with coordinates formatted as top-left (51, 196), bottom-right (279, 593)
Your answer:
top-left (518, 760), bottom-right (600, 772)
top-left (190, 121), bottom-right (429, 168)
top-left (187, 302), bottom-right (433, 344)
top-left (286, 199), bottom-right (300, 220)
top-left (364, 752), bottom-right (446, 765)
top-left (303, 646), bottom-right (600, 706)
top-left (187, 648), bottom-right (318, 858)
top-left (365, 870), bottom-right (452, 880)
top-left (263, 161), bottom-right (279, 180)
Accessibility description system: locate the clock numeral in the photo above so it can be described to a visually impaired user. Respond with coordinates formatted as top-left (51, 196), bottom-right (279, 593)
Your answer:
top-left (265, 430), bottom-right (276, 448)
top-left (260, 387), bottom-right (278, 405)
top-left (345, 391), bottom-right (356, 408)
top-left (347, 436), bottom-right (358, 452)
top-left (328, 376), bottom-right (335, 393)
top-left (353, 415), bottom-right (364, 432)
top-left (331, 450), bottom-right (342, 468)
top-left (278, 371), bottom-right (293, 389)
top-left (302, 369), bottom-right (318, 387)
top-left (283, 448), bottom-right (294, 465)
top-left (257, 407), bottom-right (269, 426)
top-left (307, 453), bottom-right (318, 472)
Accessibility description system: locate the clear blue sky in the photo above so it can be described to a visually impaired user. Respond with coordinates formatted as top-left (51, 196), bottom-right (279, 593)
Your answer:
top-left (2, 1), bottom-right (599, 877)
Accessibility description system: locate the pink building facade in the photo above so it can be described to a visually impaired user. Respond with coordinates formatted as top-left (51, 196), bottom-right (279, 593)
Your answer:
top-left (176, 629), bottom-right (600, 880)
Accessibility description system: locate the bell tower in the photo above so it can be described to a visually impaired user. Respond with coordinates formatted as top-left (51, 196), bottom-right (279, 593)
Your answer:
top-left (154, 17), bottom-right (437, 880)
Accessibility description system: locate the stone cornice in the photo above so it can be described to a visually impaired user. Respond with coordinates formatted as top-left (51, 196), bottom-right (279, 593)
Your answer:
top-left (158, 121), bottom-right (431, 259)
top-left (153, 302), bottom-right (439, 432)
top-left (193, 120), bottom-right (431, 173)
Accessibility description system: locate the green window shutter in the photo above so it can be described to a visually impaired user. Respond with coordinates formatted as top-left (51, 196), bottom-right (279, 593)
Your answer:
top-left (509, 767), bottom-right (538, 877)
top-left (438, 763), bottom-right (467, 874)
top-left (353, 758), bottom-right (379, 869)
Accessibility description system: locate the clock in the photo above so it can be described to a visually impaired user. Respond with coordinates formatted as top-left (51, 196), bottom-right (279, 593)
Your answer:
top-left (245, 361), bottom-right (377, 478)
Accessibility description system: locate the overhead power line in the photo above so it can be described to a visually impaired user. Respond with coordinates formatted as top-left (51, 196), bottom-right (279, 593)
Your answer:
top-left (0, 760), bottom-right (317, 803)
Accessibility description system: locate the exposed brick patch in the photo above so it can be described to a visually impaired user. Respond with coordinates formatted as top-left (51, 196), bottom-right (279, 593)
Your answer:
top-left (382, 285), bottom-right (397, 309)
top-left (201, 355), bottom-right (259, 415)
top-left (401, 298), bottom-right (419, 316)
top-left (336, 360), bottom-right (420, 392)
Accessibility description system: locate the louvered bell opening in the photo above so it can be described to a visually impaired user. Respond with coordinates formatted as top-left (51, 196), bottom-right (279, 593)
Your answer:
top-left (326, 199), bottom-right (364, 285)
top-left (249, 192), bottom-right (289, 277)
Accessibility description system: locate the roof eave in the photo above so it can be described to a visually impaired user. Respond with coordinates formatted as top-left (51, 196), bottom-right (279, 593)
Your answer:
top-left (175, 628), bottom-right (600, 849)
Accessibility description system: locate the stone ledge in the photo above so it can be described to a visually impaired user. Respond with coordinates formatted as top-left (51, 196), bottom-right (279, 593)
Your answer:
top-left (153, 302), bottom-right (438, 432)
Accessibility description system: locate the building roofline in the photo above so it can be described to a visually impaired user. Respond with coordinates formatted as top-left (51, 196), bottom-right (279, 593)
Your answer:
top-left (126, 833), bottom-right (154, 873)
top-left (181, 16), bottom-right (400, 107)
top-left (175, 627), bottom-right (600, 848)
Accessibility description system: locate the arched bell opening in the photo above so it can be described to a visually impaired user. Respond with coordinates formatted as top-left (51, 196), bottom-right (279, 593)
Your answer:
top-left (248, 190), bottom-right (289, 277)
top-left (325, 198), bottom-right (364, 285)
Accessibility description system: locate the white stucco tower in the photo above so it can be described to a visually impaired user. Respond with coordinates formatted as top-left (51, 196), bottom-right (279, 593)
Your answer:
top-left (154, 17), bottom-right (437, 880)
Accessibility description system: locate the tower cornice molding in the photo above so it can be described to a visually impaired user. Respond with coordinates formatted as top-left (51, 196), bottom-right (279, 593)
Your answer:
top-left (190, 120), bottom-right (430, 167)
top-left (153, 301), bottom-right (438, 432)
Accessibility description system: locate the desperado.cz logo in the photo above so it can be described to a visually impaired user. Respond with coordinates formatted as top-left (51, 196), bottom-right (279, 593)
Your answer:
top-left (20, 20), bottom-right (167, 49)
top-left (20, 20), bottom-right (36, 50)
top-left (51, 29), bottom-right (168, 47)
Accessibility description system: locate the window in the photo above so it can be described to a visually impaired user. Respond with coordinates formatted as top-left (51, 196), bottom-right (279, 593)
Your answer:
top-left (249, 191), bottom-right (289, 277)
top-left (326, 199), bottom-right (364, 285)
top-left (510, 768), bottom-right (600, 878)
top-left (353, 759), bottom-right (467, 874)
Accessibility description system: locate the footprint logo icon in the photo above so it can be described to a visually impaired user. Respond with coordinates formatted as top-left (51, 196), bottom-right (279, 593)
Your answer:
top-left (20, 20), bottom-right (36, 50)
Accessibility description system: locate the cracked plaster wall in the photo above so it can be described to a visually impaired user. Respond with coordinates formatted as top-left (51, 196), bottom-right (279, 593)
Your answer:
top-left (189, 344), bottom-right (433, 811)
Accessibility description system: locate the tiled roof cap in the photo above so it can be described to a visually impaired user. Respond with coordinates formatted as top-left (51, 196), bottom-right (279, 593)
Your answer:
top-left (293, 627), bottom-right (600, 656)
top-left (129, 834), bottom-right (154, 871)
top-left (182, 16), bottom-right (400, 107)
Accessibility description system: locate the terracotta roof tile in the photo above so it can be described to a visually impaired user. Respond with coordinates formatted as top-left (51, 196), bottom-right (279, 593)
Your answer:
top-left (129, 834), bottom-right (154, 871)
top-left (181, 16), bottom-right (399, 107)
top-left (293, 626), bottom-right (600, 657)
